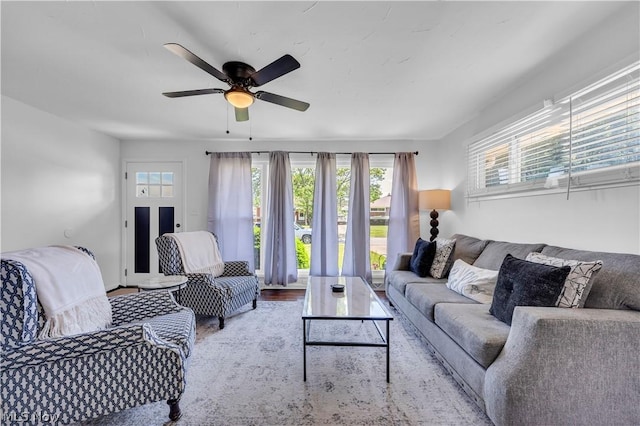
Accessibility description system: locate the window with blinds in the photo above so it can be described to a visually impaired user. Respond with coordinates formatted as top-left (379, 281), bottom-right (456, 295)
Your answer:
top-left (467, 61), bottom-right (639, 199)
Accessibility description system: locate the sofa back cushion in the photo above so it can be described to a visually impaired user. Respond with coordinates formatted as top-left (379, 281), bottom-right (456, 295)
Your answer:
top-left (450, 234), bottom-right (492, 266)
top-left (473, 240), bottom-right (547, 270)
top-left (1, 259), bottom-right (40, 349)
top-left (541, 246), bottom-right (640, 311)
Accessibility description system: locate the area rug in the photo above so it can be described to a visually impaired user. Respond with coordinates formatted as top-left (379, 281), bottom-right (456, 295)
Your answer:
top-left (84, 301), bottom-right (492, 426)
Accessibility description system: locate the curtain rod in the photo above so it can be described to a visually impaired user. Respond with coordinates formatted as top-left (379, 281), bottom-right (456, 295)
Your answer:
top-left (205, 150), bottom-right (418, 156)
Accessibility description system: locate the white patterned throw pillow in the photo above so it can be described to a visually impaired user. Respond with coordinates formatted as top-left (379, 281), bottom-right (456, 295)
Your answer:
top-left (429, 237), bottom-right (456, 279)
top-left (525, 252), bottom-right (603, 308)
top-left (447, 259), bottom-right (499, 304)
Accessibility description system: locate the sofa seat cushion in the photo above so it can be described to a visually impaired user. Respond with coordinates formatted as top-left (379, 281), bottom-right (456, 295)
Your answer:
top-left (405, 283), bottom-right (477, 322)
top-left (473, 240), bottom-right (546, 270)
top-left (434, 303), bottom-right (510, 368)
top-left (212, 276), bottom-right (259, 296)
top-left (139, 309), bottom-right (196, 357)
top-left (386, 270), bottom-right (443, 295)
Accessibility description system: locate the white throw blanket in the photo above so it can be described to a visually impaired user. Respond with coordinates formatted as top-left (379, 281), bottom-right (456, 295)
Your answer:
top-left (167, 231), bottom-right (225, 277)
top-left (3, 246), bottom-right (112, 339)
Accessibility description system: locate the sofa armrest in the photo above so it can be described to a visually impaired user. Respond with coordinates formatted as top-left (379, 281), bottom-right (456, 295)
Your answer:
top-left (110, 291), bottom-right (182, 325)
top-left (221, 261), bottom-right (253, 277)
top-left (1, 323), bottom-right (181, 369)
top-left (391, 252), bottom-right (413, 271)
top-left (485, 307), bottom-right (640, 426)
top-left (181, 262), bottom-right (253, 279)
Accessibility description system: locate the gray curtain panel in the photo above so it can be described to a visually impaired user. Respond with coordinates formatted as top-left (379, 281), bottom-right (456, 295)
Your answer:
top-left (263, 151), bottom-right (298, 285)
top-left (386, 152), bottom-right (420, 275)
top-left (310, 152), bottom-right (339, 276)
top-left (342, 152), bottom-right (372, 283)
top-left (207, 152), bottom-right (255, 271)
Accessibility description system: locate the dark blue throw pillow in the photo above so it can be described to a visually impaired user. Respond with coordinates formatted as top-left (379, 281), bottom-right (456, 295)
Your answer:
top-left (490, 254), bottom-right (570, 325)
top-left (409, 238), bottom-right (437, 278)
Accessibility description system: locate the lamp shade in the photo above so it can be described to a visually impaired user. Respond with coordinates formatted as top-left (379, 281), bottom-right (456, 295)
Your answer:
top-left (419, 189), bottom-right (451, 211)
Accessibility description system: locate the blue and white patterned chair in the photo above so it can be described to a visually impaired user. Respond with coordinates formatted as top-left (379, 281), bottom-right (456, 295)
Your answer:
top-left (0, 248), bottom-right (196, 424)
top-left (156, 233), bottom-right (259, 329)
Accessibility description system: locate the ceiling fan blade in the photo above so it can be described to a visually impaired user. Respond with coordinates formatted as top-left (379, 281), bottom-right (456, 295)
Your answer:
top-left (255, 91), bottom-right (310, 112)
top-left (164, 43), bottom-right (230, 83)
top-left (250, 54), bottom-right (300, 87)
top-left (235, 107), bottom-right (249, 122)
top-left (162, 88), bottom-right (224, 98)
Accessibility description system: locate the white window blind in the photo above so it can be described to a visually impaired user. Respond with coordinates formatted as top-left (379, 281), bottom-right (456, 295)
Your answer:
top-left (467, 61), bottom-right (639, 199)
top-left (568, 63), bottom-right (640, 187)
top-left (467, 104), bottom-right (570, 196)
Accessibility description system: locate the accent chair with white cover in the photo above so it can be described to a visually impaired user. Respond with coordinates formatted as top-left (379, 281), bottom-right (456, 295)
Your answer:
top-left (0, 246), bottom-right (196, 424)
top-left (156, 231), bottom-right (259, 329)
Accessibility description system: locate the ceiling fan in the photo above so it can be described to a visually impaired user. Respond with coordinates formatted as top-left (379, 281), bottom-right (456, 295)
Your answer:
top-left (162, 43), bottom-right (310, 122)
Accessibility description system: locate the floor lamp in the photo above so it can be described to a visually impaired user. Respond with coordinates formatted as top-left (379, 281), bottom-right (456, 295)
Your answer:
top-left (419, 189), bottom-right (451, 241)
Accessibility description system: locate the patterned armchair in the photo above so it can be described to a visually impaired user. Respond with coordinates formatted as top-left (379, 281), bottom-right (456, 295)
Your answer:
top-left (156, 233), bottom-right (260, 329)
top-left (0, 249), bottom-right (196, 424)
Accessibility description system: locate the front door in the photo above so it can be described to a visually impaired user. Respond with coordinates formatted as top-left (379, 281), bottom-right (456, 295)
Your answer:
top-left (124, 161), bottom-right (184, 285)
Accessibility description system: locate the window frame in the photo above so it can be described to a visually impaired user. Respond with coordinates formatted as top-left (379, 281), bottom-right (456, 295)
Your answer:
top-left (467, 61), bottom-right (640, 200)
top-left (252, 153), bottom-right (394, 285)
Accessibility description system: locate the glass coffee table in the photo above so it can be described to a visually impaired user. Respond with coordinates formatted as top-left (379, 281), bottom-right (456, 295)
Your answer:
top-left (302, 276), bottom-right (394, 382)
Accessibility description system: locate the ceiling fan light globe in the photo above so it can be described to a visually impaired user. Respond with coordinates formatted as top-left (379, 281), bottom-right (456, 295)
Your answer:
top-left (224, 89), bottom-right (254, 108)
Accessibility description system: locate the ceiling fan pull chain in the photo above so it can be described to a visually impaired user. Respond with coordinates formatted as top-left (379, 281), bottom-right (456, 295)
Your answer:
top-left (226, 104), bottom-right (230, 135)
top-left (249, 120), bottom-right (253, 141)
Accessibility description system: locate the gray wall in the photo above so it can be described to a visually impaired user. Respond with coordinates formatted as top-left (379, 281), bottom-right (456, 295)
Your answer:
top-left (434, 4), bottom-right (640, 253)
top-left (1, 96), bottom-right (122, 287)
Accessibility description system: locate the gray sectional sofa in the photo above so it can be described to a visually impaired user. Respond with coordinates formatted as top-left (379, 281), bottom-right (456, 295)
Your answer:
top-left (385, 234), bottom-right (640, 426)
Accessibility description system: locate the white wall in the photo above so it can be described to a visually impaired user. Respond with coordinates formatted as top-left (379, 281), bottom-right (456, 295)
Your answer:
top-left (1, 96), bottom-right (122, 288)
top-left (121, 139), bottom-right (432, 232)
top-left (434, 4), bottom-right (640, 254)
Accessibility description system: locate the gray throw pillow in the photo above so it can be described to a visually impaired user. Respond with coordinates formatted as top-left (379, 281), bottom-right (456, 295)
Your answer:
top-left (490, 254), bottom-right (570, 325)
top-left (525, 252), bottom-right (603, 308)
top-left (430, 237), bottom-right (456, 279)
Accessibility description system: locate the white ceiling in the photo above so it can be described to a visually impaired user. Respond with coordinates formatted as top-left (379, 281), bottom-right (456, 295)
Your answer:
top-left (0, 1), bottom-right (630, 142)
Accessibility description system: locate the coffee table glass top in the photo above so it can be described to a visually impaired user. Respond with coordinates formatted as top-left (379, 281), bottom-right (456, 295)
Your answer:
top-left (302, 276), bottom-right (393, 320)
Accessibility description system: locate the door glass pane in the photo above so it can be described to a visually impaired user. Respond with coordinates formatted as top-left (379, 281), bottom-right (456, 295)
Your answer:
top-left (162, 172), bottom-right (173, 185)
top-left (136, 172), bottom-right (148, 184)
top-left (136, 185), bottom-right (149, 197)
top-left (134, 207), bottom-right (150, 273)
top-left (158, 207), bottom-right (175, 236)
top-left (149, 185), bottom-right (161, 198)
top-left (149, 172), bottom-right (161, 184)
top-left (162, 186), bottom-right (174, 197)
top-left (159, 206), bottom-right (175, 272)
top-left (136, 171), bottom-right (175, 198)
